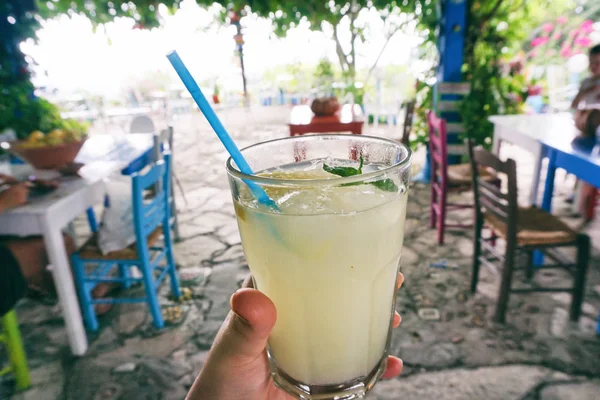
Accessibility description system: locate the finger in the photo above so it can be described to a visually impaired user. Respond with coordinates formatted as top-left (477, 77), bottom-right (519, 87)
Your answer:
top-left (393, 311), bottom-right (402, 328)
top-left (381, 356), bottom-right (403, 379)
top-left (218, 288), bottom-right (276, 362)
top-left (397, 273), bottom-right (404, 290)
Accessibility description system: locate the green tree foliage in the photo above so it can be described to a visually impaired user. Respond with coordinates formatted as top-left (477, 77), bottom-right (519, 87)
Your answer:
top-left (238, 0), bottom-right (427, 82)
top-left (3, 0), bottom-right (597, 145)
top-left (314, 58), bottom-right (336, 94)
top-left (458, 0), bottom-right (582, 148)
top-left (409, 0), bottom-right (589, 149)
top-left (0, 1), bottom-right (89, 138)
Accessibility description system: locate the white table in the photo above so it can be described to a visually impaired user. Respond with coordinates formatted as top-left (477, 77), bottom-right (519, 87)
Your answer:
top-left (0, 134), bottom-right (153, 355)
top-left (489, 113), bottom-right (577, 205)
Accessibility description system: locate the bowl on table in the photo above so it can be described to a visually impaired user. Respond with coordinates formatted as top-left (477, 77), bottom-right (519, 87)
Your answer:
top-left (9, 138), bottom-right (87, 170)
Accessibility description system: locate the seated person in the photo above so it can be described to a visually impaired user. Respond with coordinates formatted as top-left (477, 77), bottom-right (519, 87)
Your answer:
top-left (0, 174), bottom-right (109, 317)
top-left (571, 44), bottom-right (600, 138)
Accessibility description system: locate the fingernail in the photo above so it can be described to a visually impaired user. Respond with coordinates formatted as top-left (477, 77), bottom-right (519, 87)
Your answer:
top-left (229, 291), bottom-right (238, 309)
top-left (230, 290), bottom-right (250, 325)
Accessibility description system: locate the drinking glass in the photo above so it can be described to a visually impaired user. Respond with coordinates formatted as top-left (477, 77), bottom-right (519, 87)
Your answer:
top-left (227, 135), bottom-right (411, 399)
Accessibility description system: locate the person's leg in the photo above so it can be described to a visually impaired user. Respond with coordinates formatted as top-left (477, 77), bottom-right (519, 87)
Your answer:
top-left (585, 109), bottom-right (600, 138)
top-left (574, 110), bottom-right (589, 133)
top-left (3, 237), bottom-right (54, 295)
top-left (0, 245), bottom-right (28, 317)
top-left (2, 236), bottom-right (112, 314)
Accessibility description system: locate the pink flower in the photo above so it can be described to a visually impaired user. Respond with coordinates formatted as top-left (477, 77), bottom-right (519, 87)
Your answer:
top-left (546, 49), bottom-right (556, 57)
top-left (560, 46), bottom-right (571, 57)
top-left (552, 32), bottom-right (561, 41)
top-left (531, 37), bottom-right (549, 47)
top-left (529, 50), bottom-right (537, 58)
top-left (574, 36), bottom-right (592, 47)
top-left (556, 16), bottom-right (567, 24)
top-left (581, 20), bottom-right (593, 33)
top-left (528, 85), bottom-right (542, 96)
top-left (542, 23), bottom-right (554, 33)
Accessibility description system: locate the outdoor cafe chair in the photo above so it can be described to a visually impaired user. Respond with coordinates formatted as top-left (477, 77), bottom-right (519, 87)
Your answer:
top-left (399, 100), bottom-right (416, 147)
top-left (468, 143), bottom-right (590, 324)
top-left (130, 115), bottom-right (156, 134)
top-left (86, 126), bottom-right (181, 242)
top-left (72, 154), bottom-right (181, 331)
top-left (428, 111), bottom-right (497, 245)
top-left (124, 127), bottom-right (181, 243)
top-left (0, 310), bottom-right (30, 392)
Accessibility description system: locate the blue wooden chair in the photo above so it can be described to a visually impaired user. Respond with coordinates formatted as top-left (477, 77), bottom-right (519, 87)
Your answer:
top-left (72, 154), bottom-right (181, 331)
top-left (86, 129), bottom-right (181, 242)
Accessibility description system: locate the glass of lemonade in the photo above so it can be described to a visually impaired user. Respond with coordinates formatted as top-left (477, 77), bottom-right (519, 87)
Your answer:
top-left (226, 135), bottom-right (411, 399)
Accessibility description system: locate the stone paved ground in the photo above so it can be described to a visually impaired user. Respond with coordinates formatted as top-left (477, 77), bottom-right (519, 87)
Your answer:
top-left (1, 106), bottom-right (599, 400)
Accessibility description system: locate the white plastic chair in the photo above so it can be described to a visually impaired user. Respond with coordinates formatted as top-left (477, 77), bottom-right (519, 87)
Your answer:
top-left (130, 115), bottom-right (156, 134)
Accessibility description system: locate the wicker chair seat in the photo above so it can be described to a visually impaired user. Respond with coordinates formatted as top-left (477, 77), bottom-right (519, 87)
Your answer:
top-left (484, 206), bottom-right (577, 246)
top-left (79, 228), bottom-right (163, 260)
top-left (448, 163), bottom-right (497, 186)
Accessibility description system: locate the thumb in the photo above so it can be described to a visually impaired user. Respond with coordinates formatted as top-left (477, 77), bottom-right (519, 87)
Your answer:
top-left (221, 288), bottom-right (277, 362)
top-left (189, 289), bottom-right (278, 399)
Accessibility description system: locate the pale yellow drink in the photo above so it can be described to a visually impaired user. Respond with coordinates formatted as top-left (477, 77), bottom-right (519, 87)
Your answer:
top-left (234, 165), bottom-right (407, 386)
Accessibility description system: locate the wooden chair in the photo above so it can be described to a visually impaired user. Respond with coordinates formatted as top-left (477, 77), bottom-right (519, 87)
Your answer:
top-left (72, 154), bottom-right (181, 331)
top-left (86, 128), bottom-right (181, 242)
top-left (400, 100), bottom-right (416, 146)
top-left (428, 111), bottom-right (496, 244)
top-left (469, 143), bottom-right (590, 323)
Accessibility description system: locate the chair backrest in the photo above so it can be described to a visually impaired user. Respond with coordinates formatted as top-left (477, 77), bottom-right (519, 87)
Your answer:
top-left (401, 100), bottom-right (416, 146)
top-left (131, 154), bottom-right (171, 244)
top-left (152, 127), bottom-right (174, 163)
top-left (467, 141), bottom-right (518, 240)
top-left (428, 110), bottom-right (449, 187)
top-left (130, 115), bottom-right (156, 134)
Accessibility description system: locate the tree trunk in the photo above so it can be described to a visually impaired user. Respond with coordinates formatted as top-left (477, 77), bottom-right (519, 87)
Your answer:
top-left (333, 22), bottom-right (349, 74)
top-left (365, 29), bottom-right (401, 85)
top-left (348, 0), bottom-right (358, 81)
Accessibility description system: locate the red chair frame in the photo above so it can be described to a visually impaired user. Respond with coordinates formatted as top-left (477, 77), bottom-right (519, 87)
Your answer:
top-left (428, 111), bottom-right (473, 245)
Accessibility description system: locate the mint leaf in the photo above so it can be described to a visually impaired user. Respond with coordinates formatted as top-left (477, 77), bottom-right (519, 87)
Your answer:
top-left (323, 155), bottom-right (397, 192)
top-left (322, 156), bottom-right (363, 177)
top-left (369, 179), bottom-right (398, 192)
top-left (322, 164), bottom-right (361, 177)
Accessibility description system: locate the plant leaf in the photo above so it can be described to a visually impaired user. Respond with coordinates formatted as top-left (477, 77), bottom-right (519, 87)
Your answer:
top-left (323, 156), bottom-right (397, 192)
top-left (369, 179), bottom-right (398, 192)
top-left (322, 164), bottom-right (361, 177)
top-left (323, 156), bottom-right (364, 177)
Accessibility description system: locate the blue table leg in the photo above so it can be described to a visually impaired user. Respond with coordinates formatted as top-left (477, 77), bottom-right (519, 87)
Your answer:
top-left (534, 149), bottom-right (557, 265)
top-left (541, 151), bottom-right (557, 212)
top-left (413, 145), bottom-right (431, 183)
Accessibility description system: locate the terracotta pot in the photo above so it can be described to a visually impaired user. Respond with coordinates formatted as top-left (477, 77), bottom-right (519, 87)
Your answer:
top-left (9, 138), bottom-right (87, 170)
top-left (311, 97), bottom-right (340, 116)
